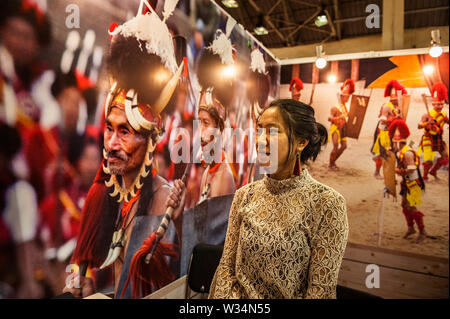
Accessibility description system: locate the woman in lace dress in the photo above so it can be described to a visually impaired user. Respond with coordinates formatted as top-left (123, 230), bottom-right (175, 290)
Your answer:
top-left (209, 99), bottom-right (349, 299)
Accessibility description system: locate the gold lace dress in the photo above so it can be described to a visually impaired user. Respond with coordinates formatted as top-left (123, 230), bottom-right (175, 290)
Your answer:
top-left (208, 168), bottom-right (348, 299)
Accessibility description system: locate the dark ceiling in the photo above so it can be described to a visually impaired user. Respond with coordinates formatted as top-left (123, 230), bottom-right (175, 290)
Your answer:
top-left (214, 0), bottom-right (449, 49)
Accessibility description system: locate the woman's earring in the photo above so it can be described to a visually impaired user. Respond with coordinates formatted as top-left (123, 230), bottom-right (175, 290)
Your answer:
top-left (293, 153), bottom-right (300, 176)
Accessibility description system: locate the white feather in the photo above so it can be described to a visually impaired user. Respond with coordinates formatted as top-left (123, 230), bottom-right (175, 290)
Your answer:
top-left (207, 16), bottom-right (236, 66)
top-left (109, 12), bottom-right (177, 75)
top-left (163, 0), bottom-right (179, 22)
top-left (139, 0), bottom-right (156, 15)
top-left (250, 49), bottom-right (266, 74)
top-left (208, 31), bottom-right (234, 66)
top-left (225, 16), bottom-right (236, 38)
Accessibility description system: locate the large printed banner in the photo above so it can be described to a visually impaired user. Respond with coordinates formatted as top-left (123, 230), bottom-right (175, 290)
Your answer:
top-left (33, 0), bottom-right (280, 297)
top-left (277, 52), bottom-right (449, 267)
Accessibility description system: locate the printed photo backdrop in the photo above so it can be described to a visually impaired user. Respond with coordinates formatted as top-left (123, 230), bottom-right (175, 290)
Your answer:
top-left (21, 0), bottom-right (281, 296)
top-left (279, 53), bottom-right (449, 260)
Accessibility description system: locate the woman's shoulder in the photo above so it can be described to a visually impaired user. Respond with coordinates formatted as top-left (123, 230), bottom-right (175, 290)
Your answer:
top-left (231, 178), bottom-right (264, 204)
top-left (304, 174), bottom-right (348, 234)
top-left (237, 177), bottom-right (264, 194)
top-left (306, 173), bottom-right (346, 206)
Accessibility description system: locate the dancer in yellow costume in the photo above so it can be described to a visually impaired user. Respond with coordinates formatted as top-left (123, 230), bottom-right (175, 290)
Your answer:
top-left (371, 80), bottom-right (405, 179)
top-left (418, 82), bottom-right (449, 180)
top-left (328, 79), bottom-right (354, 170)
top-left (390, 118), bottom-right (426, 243)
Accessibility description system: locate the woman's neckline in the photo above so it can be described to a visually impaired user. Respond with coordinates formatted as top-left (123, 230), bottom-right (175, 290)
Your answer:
top-left (263, 168), bottom-right (309, 194)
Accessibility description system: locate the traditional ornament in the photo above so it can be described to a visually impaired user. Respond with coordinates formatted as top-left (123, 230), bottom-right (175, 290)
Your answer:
top-left (103, 138), bottom-right (156, 203)
top-left (293, 153), bottom-right (300, 176)
top-left (247, 48), bottom-right (270, 121)
top-left (99, 228), bottom-right (126, 269)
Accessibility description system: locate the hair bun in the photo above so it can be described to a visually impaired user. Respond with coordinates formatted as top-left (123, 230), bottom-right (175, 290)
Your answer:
top-left (315, 122), bottom-right (329, 146)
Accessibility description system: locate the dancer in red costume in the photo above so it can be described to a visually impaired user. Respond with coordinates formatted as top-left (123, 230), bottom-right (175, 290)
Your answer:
top-left (328, 79), bottom-right (354, 170)
top-left (289, 77), bottom-right (303, 101)
top-left (371, 80), bottom-right (406, 179)
top-left (418, 82), bottom-right (449, 180)
top-left (389, 118), bottom-right (427, 243)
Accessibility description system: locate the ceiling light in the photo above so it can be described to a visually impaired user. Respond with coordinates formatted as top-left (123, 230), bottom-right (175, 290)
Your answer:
top-left (222, 0), bottom-right (239, 8)
top-left (429, 45), bottom-right (443, 58)
top-left (315, 9), bottom-right (328, 27)
top-left (429, 29), bottom-right (443, 58)
top-left (254, 26), bottom-right (269, 35)
top-left (315, 58), bottom-right (327, 69)
top-left (254, 14), bottom-right (268, 36)
top-left (315, 45), bottom-right (327, 69)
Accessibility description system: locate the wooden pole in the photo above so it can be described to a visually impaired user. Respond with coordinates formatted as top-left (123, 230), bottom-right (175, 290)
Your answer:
top-left (310, 64), bottom-right (320, 105)
top-left (377, 188), bottom-right (388, 247)
top-left (351, 59), bottom-right (359, 83)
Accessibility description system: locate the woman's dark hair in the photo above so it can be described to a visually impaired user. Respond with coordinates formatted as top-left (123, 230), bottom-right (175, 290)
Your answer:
top-left (265, 99), bottom-right (328, 164)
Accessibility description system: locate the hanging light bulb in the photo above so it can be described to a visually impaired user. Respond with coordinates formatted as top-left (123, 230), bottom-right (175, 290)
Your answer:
top-left (315, 45), bottom-right (327, 69)
top-left (254, 14), bottom-right (268, 35)
top-left (429, 29), bottom-right (443, 58)
top-left (429, 45), bottom-right (443, 58)
top-left (315, 9), bottom-right (328, 27)
top-left (316, 58), bottom-right (327, 69)
top-left (222, 0), bottom-right (239, 8)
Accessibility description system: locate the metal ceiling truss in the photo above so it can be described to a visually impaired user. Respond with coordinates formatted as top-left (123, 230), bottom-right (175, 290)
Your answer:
top-left (216, 0), bottom-right (448, 50)
top-left (245, 0), bottom-right (335, 46)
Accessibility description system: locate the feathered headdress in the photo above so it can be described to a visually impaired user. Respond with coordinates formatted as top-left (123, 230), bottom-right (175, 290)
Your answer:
top-left (104, 0), bottom-right (184, 202)
top-left (289, 77), bottom-right (303, 92)
top-left (431, 82), bottom-right (448, 102)
top-left (341, 78), bottom-right (355, 95)
top-left (247, 48), bottom-right (270, 119)
top-left (384, 80), bottom-right (407, 98)
top-left (197, 16), bottom-right (237, 127)
top-left (207, 17), bottom-right (236, 66)
top-left (105, 0), bottom-right (183, 133)
top-left (250, 48), bottom-right (266, 74)
top-left (389, 118), bottom-right (410, 141)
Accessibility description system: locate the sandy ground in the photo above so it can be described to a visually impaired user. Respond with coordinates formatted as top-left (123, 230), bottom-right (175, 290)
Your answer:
top-left (306, 135), bottom-right (449, 259)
